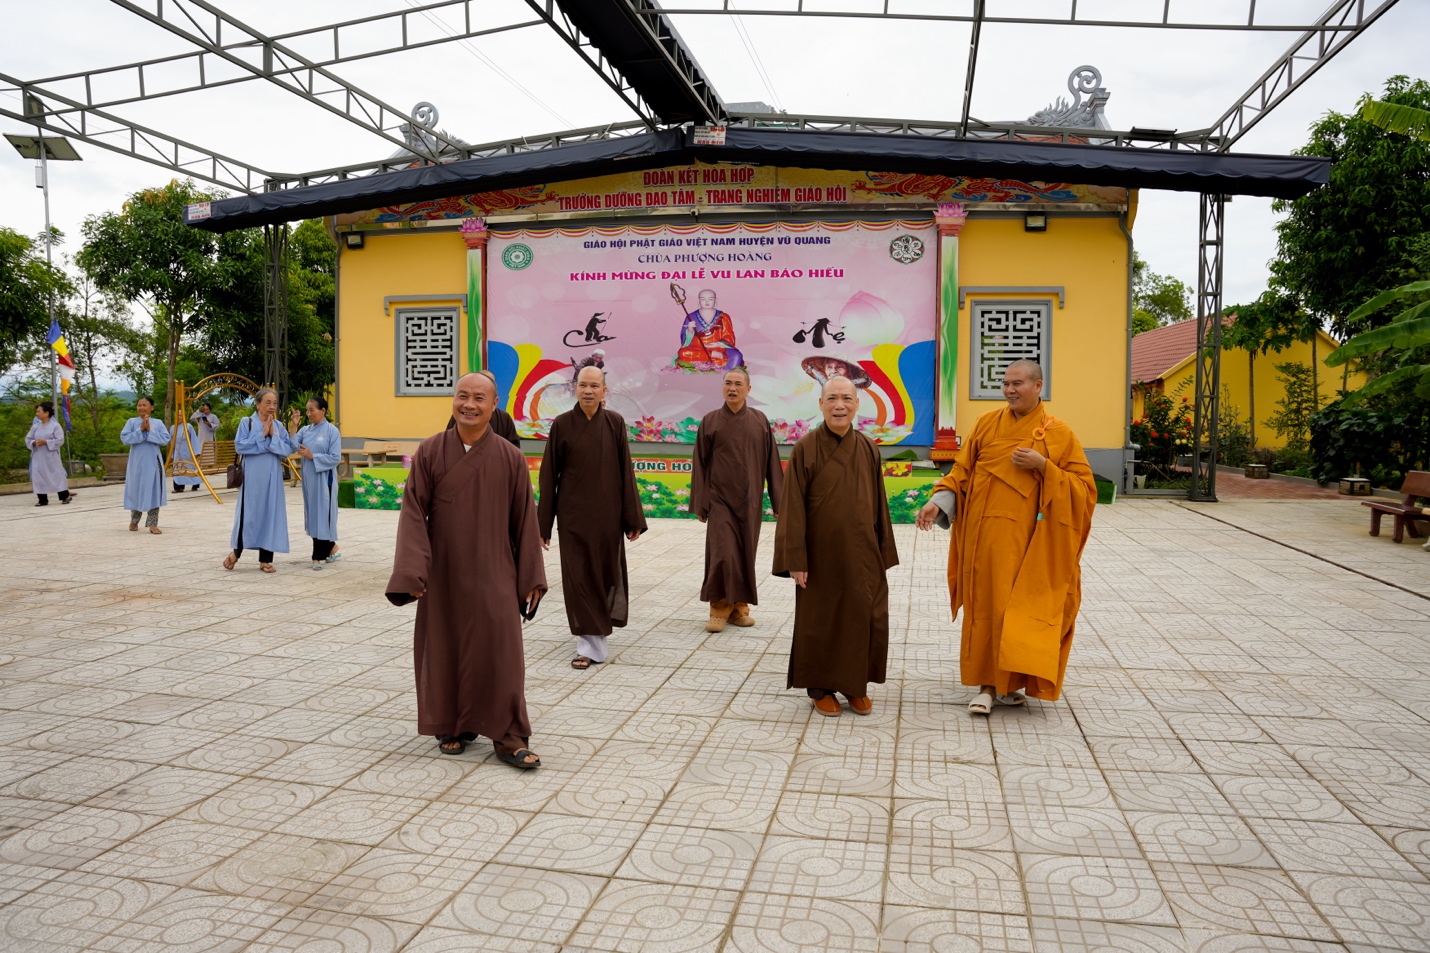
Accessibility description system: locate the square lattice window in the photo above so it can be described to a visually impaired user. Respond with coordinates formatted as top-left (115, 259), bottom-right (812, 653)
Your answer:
top-left (395, 308), bottom-right (459, 395)
top-left (969, 299), bottom-right (1052, 399)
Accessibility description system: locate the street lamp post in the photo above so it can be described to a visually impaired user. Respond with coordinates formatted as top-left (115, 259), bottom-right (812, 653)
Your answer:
top-left (5, 93), bottom-right (82, 471)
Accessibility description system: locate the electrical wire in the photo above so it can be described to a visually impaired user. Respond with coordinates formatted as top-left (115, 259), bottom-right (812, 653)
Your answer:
top-left (731, 14), bottom-right (783, 112)
top-left (401, 0), bottom-right (573, 128)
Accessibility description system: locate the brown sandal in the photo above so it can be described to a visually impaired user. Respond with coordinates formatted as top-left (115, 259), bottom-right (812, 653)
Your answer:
top-left (259, 563), bottom-right (276, 573)
top-left (222, 552), bottom-right (237, 571)
top-left (149, 526), bottom-right (162, 535)
top-left (571, 656), bottom-right (594, 669)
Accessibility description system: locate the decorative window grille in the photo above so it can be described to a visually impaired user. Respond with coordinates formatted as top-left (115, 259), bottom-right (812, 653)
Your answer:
top-left (395, 308), bottom-right (459, 395)
top-left (969, 299), bottom-right (1052, 399)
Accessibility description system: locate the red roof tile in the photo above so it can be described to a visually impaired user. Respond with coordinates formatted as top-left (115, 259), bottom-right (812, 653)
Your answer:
top-left (1130, 315), bottom-right (1234, 384)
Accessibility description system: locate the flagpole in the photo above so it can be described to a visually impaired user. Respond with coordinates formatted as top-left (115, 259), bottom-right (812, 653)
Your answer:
top-left (36, 126), bottom-right (71, 474)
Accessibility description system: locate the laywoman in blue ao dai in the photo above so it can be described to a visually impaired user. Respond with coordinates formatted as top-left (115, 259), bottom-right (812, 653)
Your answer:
top-left (27, 401), bottom-right (72, 506)
top-left (121, 396), bottom-right (171, 534)
top-left (224, 387), bottom-right (294, 573)
top-left (289, 395), bottom-right (342, 569)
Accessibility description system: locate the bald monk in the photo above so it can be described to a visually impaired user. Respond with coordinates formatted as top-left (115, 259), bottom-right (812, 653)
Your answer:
top-left (773, 376), bottom-right (898, 716)
top-left (691, 367), bottom-right (783, 632)
top-left (387, 373), bottom-right (547, 767)
top-left (445, 369), bottom-right (521, 448)
top-left (917, 359), bottom-right (1097, 715)
top-left (539, 366), bottom-right (647, 669)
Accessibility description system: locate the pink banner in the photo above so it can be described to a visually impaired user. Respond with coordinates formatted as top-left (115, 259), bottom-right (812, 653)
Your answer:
top-left (488, 221), bottom-right (937, 444)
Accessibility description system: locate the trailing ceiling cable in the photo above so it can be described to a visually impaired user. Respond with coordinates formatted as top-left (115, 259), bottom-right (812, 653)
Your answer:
top-left (731, 13), bottom-right (783, 112)
top-left (401, 0), bottom-right (573, 128)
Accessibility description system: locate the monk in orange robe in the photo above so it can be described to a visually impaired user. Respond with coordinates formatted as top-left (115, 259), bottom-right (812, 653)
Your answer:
top-left (917, 359), bottom-right (1096, 714)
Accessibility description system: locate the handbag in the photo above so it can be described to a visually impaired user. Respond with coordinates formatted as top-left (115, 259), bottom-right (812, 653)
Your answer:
top-left (226, 417), bottom-right (247, 489)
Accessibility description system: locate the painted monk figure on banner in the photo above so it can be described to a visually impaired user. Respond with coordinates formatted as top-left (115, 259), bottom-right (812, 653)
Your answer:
top-left (916, 359), bottom-right (1097, 715)
top-left (691, 367), bottom-right (783, 632)
top-left (539, 366), bottom-right (647, 669)
top-left (676, 288), bottom-right (744, 371)
top-left (773, 376), bottom-right (898, 717)
top-left (387, 373), bottom-right (547, 768)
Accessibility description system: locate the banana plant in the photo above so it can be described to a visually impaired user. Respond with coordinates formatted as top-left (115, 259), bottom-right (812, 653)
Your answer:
top-left (1358, 98), bottom-right (1430, 142)
top-left (1324, 281), bottom-right (1430, 401)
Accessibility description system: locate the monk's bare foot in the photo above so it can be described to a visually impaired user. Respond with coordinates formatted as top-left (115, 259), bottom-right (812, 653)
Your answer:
top-left (438, 737), bottom-right (465, 755)
top-left (222, 552), bottom-right (237, 571)
top-left (812, 695), bottom-right (841, 717)
top-left (847, 696), bottom-right (872, 715)
top-left (571, 656), bottom-right (594, 669)
top-left (259, 563), bottom-right (276, 574)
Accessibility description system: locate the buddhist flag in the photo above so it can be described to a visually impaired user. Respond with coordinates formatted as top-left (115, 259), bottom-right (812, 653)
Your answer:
top-left (47, 318), bottom-right (75, 395)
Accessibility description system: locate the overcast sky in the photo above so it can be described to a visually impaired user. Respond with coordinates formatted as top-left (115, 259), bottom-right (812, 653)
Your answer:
top-left (3, 0), bottom-right (1427, 314)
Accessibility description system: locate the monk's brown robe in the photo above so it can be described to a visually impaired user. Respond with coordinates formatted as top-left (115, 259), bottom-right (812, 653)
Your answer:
top-left (538, 406), bottom-right (647, 636)
top-left (934, 405), bottom-right (1097, 700)
top-left (690, 404), bottom-right (784, 606)
top-left (386, 427), bottom-right (547, 743)
top-left (773, 425), bottom-right (898, 697)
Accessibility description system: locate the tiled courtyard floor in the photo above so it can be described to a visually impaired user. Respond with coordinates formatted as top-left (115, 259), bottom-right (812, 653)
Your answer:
top-left (1, 484), bottom-right (1429, 952)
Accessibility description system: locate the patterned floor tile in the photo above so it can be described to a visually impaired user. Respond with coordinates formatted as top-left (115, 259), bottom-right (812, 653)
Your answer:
top-left (1023, 854), bottom-right (1176, 925)
top-left (1152, 861), bottom-right (1337, 940)
top-left (727, 893), bottom-right (881, 953)
top-left (567, 880), bottom-right (739, 952)
top-left (432, 863), bottom-right (604, 945)
top-left (882, 908), bottom-right (1032, 953)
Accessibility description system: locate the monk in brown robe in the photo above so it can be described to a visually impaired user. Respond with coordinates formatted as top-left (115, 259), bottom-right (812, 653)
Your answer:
top-left (773, 376), bottom-right (898, 717)
top-left (387, 373), bottom-right (547, 767)
top-left (445, 369), bottom-right (521, 448)
top-left (539, 366), bottom-right (647, 669)
top-left (691, 367), bottom-right (783, 632)
top-left (917, 359), bottom-right (1097, 715)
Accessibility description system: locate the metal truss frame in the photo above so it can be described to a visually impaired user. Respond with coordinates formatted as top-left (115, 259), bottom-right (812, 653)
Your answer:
top-left (1191, 194), bottom-right (1226, 502)
top-left (107, 0), bottom-right (469, 159)
top-left (263, 223), bottom-right (290, 405)
top-left (22, 2), bottom-right (540, 118)
top-left (2, 0), bottom-right (1404, 485)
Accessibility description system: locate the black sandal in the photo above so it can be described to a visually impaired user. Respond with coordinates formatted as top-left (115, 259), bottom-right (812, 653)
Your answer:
top-left (571, 656), bottom-right (594, 670)
top-left (497, 748), bottom-right (541, 769)
top-left (438, 736), bottom-right (466, 756)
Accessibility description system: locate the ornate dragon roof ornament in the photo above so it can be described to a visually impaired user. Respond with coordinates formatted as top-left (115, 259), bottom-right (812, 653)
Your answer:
top-left (391, 102), bottom-right (469, 160)
top-left (1026, 66), bottom-right (1111, 130)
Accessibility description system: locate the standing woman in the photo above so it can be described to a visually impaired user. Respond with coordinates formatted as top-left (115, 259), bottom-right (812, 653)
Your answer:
top-left (120, 396), bottom-right (171, 534)
top-left (289, 396), bottom-right (342, 570)
top-left (224, 387), bottom-right (293, 573)
top-left (27, 401), bottom-right (72, 506)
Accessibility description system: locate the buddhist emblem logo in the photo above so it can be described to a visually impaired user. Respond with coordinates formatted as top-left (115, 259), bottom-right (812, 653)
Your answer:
top-left (502, 243), bottom-right (534, 270)
top-left (889, 235), bottom-right (924, 264)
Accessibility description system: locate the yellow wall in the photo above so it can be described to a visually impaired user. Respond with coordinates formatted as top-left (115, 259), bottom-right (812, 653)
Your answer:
top-left (1140, 330), bottom-right (1370, 448)
top-left (334, 230), bottom-right (469, 437)
top-left (956, 215), bottom-right (1129, 449)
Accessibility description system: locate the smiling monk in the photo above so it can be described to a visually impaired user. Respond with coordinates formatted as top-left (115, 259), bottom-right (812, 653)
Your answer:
top-left (387, 373), bottom-right (547, 767)
top-left (773, 376), bottom-right (898, 717)
top-left (917, 359), bottom-right (1097, 715)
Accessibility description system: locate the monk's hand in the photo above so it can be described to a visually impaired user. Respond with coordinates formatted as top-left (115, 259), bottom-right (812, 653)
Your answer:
top-left (409, 589), bottom-right (425, 599)
top-left (697, 514), bottom-right (707, 523)
top-left (916, 501), bottom-right (941, 531)
top-left (541, 538), bottom-right (550, 552)
top-left (1011, 447), bottom-right (1047, 473)
top-left (626, 529), bottom-right (642, 542)
top-left (791, 570), bottom-right (808, 588)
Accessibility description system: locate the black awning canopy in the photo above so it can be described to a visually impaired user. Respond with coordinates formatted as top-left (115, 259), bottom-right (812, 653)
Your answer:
top-left (187, 126), bottom-right (1330, 233)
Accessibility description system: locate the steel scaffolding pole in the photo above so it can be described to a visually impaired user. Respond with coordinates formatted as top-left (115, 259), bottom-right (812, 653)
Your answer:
top-left (263, 223), bottom-right (290, 407)
top-left (1191, 194), bottom-right (1225, 502)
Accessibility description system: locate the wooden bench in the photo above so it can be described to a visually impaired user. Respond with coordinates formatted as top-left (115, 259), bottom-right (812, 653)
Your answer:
top-left (1363, 470), bottom-right (1430, 543)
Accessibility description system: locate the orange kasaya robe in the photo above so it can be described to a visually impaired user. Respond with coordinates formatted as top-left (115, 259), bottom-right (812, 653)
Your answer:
top-left (933, 404), bottom-right (1097, 700)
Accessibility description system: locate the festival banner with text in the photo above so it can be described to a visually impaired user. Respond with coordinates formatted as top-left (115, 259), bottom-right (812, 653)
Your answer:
top-left (487, 221), bottom-right (937, 445)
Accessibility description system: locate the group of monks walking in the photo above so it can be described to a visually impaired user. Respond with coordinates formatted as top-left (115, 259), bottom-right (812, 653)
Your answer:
top-left (387, 359), bottom-right (1097, 770)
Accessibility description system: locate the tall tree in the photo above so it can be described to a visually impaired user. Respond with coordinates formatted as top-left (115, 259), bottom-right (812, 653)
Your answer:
top-left (1270, 75), bottom-right (1430, 339)
top-left (0, 226), bottom-right (72, 375)
top-left (202, 220), bottom-right (335, 402)
top-left (78, 180), bottom-right (235, 423)
top-left (62, 257), bottom-right (146, 436)
top-left (1132, 252), bottom-right (1193, 335)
